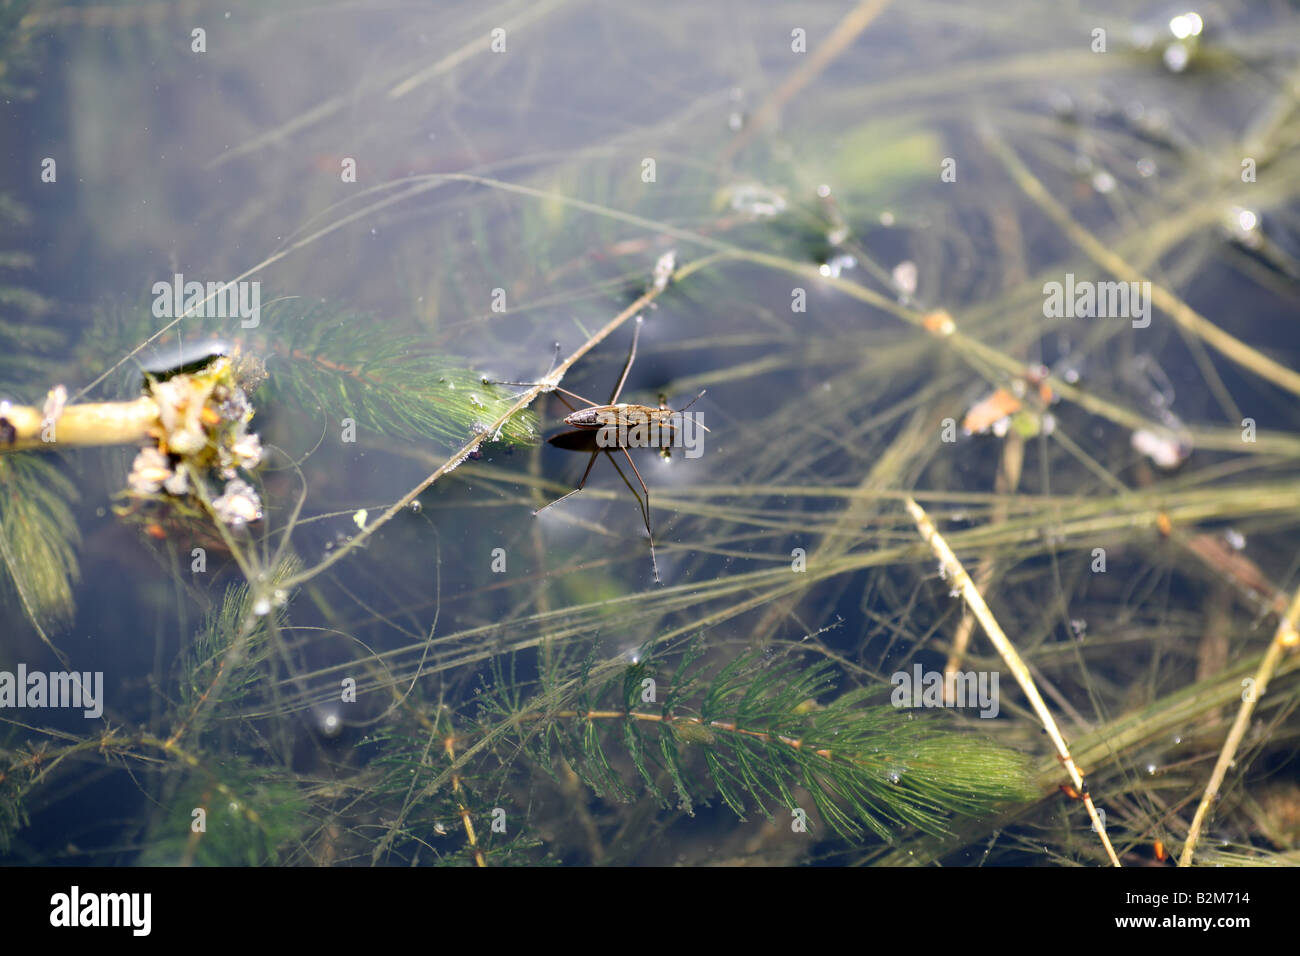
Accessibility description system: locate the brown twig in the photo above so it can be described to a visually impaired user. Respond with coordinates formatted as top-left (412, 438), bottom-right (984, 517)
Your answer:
top-left (904, 496), bottom-right (1121, 866)
top-left (1179, 583), bottom-right (1300, 865)
top-left (720, 0), bottom-right (895, 164)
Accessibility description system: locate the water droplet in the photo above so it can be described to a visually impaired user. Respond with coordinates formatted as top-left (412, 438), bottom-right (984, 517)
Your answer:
top-left (892, 260), bottom-right (918, 298)
top-left (1168, 12), bottom-right (1203, 39)
top-left (1163, 42), bottom-right (1190, 72)
top-left (818, 253), bottom-right (856, 278)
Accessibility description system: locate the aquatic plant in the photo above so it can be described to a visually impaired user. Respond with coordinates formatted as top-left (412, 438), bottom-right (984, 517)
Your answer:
top-left (2, 0), bottom-right (1300, 868)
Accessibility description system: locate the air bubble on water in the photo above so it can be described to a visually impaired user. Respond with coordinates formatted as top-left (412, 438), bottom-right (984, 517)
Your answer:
top-left (1163, 42), bottom-right (1190, 72)
top-left (1169, 12), bottom-right (1203, 39)
top-left (1092, 171), bottom-right (1117, 194)
top-left (1223, 206), bottom-right (1262, 249)
top-left (1136, 157), bottom-right (1157, 178)
top-left (892, 260), bottom-right (918, 299)
top-left (1132, 428), bottom-right (1190, 469)
top-left (1047, 89), bottom-right (1074, 118)
top-left (317, 707), bottom-right (343, 739)
top-left (728, 183), bottom-right (786, 218)
top-left (1224, 528), bottom-right (1245, 551)
top-left (409, 500), bottom-right (422, 514)
top-left (1146, 762), bottom-right (1158, 775)
top-left (252, 596), bottom-right (271, 617)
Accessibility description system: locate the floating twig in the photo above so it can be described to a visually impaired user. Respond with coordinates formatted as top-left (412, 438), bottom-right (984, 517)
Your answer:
top-left (904, 496), bottom-right (1121, 866)
top-left (1179, 583), bottom-right (1300, 865)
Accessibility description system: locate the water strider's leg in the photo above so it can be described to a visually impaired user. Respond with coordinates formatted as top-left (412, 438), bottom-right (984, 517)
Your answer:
top-left (606, 446), bottom-right (660, 584)
top-left (608, 315), bottom-right (643, 404)
top-left (534, 449), bottom-right (598, 516)
top-left (488, 381), bottom-right (602, 411)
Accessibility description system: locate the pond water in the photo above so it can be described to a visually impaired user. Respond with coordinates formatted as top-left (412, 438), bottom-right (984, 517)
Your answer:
top-left (3, 1), bottom-right (1300, 867)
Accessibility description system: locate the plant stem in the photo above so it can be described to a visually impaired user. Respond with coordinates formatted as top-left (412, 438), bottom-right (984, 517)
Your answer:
top-left (904, 495), bottom-right (1122, 866)
top-left (0, 396), bottom-right (159, 453)
top-left (1178, 583), bottom-right (1300, 865)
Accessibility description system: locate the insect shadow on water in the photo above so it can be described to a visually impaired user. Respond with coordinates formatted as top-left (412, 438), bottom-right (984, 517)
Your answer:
top-left (493, 315), bottom-right (707, 584)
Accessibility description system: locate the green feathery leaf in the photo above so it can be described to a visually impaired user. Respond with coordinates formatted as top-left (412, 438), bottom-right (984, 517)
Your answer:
top-left (250, 302), bottom-right (538, 450)
top-left (479, 644), bottom-right (1035, 844)
top-left (0, 453), bottom-right (81, 649)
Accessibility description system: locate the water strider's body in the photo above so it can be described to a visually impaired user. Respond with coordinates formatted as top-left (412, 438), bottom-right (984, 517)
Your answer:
top-left (493, 315), bottom-right (706, 584)
top-left (565, 402), bottom-right (672, 430)
top-left (562, 398), bottom-right (705, 443)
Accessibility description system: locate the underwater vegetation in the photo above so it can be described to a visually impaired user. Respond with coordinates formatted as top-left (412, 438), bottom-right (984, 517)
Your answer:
top-left (1, 0), bottom-right (1300, 868)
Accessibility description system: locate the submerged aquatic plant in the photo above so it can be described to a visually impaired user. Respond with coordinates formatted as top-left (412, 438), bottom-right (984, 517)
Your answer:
top-left (2, 0), bottom-right (1300, 869)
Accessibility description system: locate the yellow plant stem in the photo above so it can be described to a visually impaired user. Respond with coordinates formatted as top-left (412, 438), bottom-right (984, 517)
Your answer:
top-left (1179, 584), bottom-right (1300, 865)
top-left (904, 496), bottom-right (1122, 866)
top-left (0, 396), bottom-right (159, 453)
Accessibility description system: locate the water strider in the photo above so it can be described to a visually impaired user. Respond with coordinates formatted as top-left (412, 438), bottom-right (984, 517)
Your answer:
top-left (496, 315), bottom-right (707, 584)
